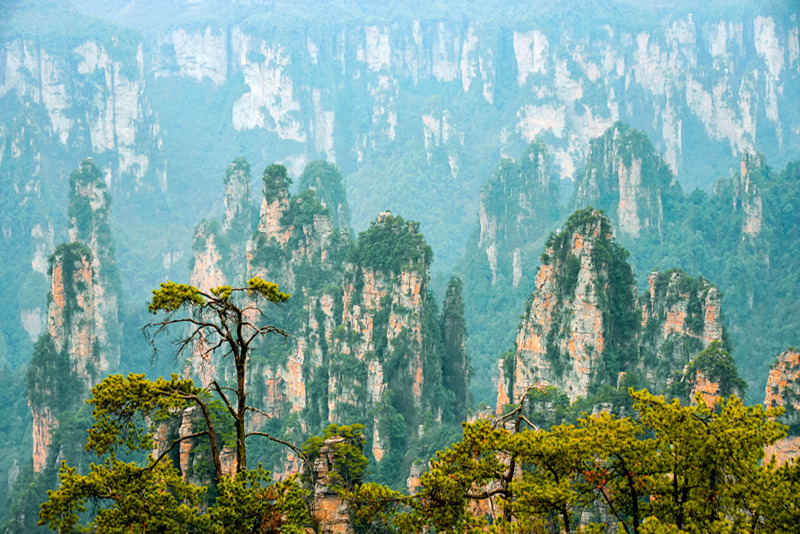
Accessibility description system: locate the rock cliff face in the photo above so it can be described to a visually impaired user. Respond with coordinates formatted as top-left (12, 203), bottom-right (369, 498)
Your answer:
top-left (565, 126), bottom-right (799, 403)
top-left (764, 349), bottom-right (800, 466)
top-left (639, 269), bottom-right (724, 392)
top-left (67, 159), bottom-right (121, 374)
top-left (0, 39), bottom-right (167, 193)
top-left (28, 242), bottom-right (95, 472)
top-left (307, 436), bottom-right (354, 534)
top-left (442, 278), bottom-right (471, 420)
top-left (501, 209), bottom-right (639, 403)
top-left (223, 158), bottom-right (253, 282)
top-left (732, 151), bottom-right (765, 240)
top-left (499, 209), bottom-right (735, 408)
top-left (571, 123), bottom-right (676, 240)
top-left (181, 158), bottom-right (467, 483)
top-left (475, 141), bottom-right (559, 288)
top-left (25, 159), bottom-right (122, 473)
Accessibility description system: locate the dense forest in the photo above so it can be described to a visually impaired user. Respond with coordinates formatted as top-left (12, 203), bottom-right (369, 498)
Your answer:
top-left (1, 0), bottom-right (800, 532)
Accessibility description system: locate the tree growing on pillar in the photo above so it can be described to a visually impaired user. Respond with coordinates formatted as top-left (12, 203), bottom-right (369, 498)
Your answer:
top-left (143, 277), bottom-right (292, 477)
top-left (37, 277), bottom-right (318, 532)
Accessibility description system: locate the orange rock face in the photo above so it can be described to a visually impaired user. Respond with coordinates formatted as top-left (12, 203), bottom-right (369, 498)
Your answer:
top-left (504, 211), bottom-right (727, 412)
top-left (508, 210), bottom-right (611, 403)
top-left (764, 436), bottom-right (800, 468)
top-left (765, 350), bottom-right (800, 410)
top-left (763, 349), bottom-right (800, 466)
top-left (690, 368), bottom-right (720, 408)
top-left (33, 245), bottom-right (99, 472)
top-left (640, 270), bottom-right (725, 393)
top-left (30, 403), bottom-right (56, 473)
top-left (308, 437), bottom-right (353, 534)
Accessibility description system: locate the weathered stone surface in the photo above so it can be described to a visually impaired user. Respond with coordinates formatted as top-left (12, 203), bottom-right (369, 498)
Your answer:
top-left (640, 270), bottom-right (724, 392)
top-left (30, 244), bottom-right (95, 472)
top-left (690, 368), bottom-right (721, 408)
top-left (67, 158), bottom-right (121, 375)
top-left (29, 403), bottom-right (55, 474)
top-left (571, 123), bottom-right (671, 241)
top-left (506, 209), bottom-right (621, 403)
top-left (503, 210), bottom-right (728, 409)
top-left (763, 349), bottom-right (800, 466)
top-left (308, 436), bottom-right (353, 534)
top-left (733, 152), bottom-right (765, 240)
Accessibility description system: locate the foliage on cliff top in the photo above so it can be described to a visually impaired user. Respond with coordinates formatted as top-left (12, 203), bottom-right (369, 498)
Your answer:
top-left (480, 140), bottom-right (559, 223)
top-left (303, 424), bottom-right (368, 491)
top-left (545, 207), bottom-right (611, 253)
top-left (298, 160), bottom-right (351, 231)
top-left (67, 159), bottom-right (112, 250)
top-left (47, 242), bottom-right (93, 276)
top-left (645, 268), bottom-right (718, 338)
top-left (224, 157), bottom-right (251, 185)
top-left (263, 164), bottom-right (292, 204)
top-left (684, 339), bottom-right (747, 399)
top-left (351, 212), bottom-right (432, 275)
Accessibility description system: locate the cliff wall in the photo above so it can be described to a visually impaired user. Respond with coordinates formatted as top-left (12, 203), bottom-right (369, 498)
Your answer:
top-left (2, 8), bottom-right (798, 318)
top-left (2, 7), bottom-right (799, 386)
top-left (28, 243), bottom-right (95, 472)
top-left (500, 209), bottom-right (735, 409)
top-left (182, 159), bottom-right (467, 484)
top-left (26, 159), bottom-right (122, 473)
top-left (764, 349), bottom-right (800, 466)
top-left (501, 209), bottom-right (639, 404)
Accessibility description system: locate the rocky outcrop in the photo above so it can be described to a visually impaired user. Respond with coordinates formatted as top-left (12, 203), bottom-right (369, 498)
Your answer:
top-left (130, 13), bottom-right (800, 186)
top-left (442, 278), bottom-right (470, 422)
top-left (2, 11), bottom-right (800, 397)
top-left (67, 158), bottom-right (121, 374)
top-left (501, 209), bottom-right (639, 404)
top-left (327, 211), bottom-right (433, 463)
top-left (764, 349), bottom-right (800, 466)
top-left (308, 436), bottom-right (354, 534)
top-left (298, 160), bottom-right (352, 232)
top-left (223, 157), bottom-right (253, 281)
top-left (663, 339), bottom-right (745, 408)
top-left (152, 406), bottom-right (239, 484)
top-left (571, 123), bottom-right (674, 240)
top-left (179, 159), bottom-right (467, 485)
top-left (640, 269), bottom-right (724, 391)
top-left (46, 244), bottom-right (97, 386)
top-left (732, 151), bottom-right (765, 240)
top-left (25, 158), bottom-right (123, 473)
top-left (455, 141), bottom-right (560, 405)
top-left (500, 209), bottom-right (737, 409)
top-left (28, 242), bottom-right (96, 472)
top-left (191, 220), bottom-right (228, 292)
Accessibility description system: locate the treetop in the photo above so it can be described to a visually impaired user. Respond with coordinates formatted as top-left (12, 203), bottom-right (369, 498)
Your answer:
top-left (247, 277), bottom-right (290, 303)
top-left (148, 281), bottom-right (206, 313)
